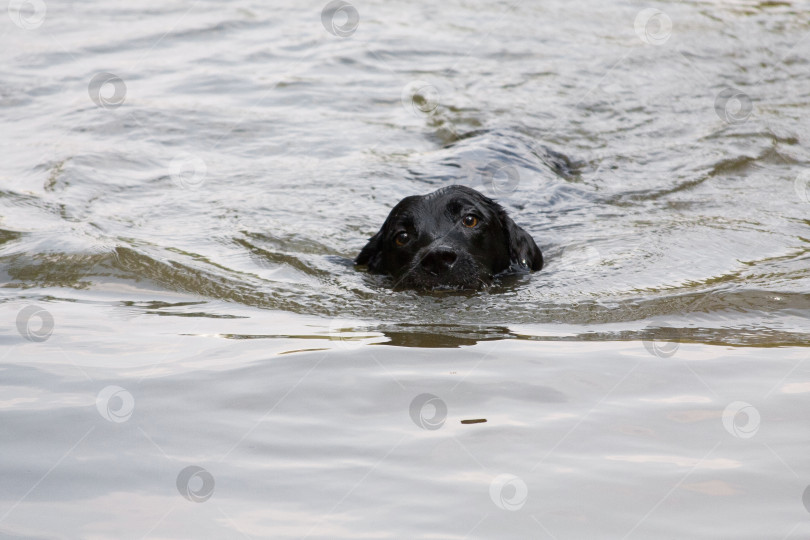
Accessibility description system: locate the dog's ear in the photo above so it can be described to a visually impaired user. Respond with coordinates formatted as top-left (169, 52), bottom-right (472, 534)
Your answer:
top-left (355, 230), bottom-right (384, 272)
top-left (501, 214), bottom-right (543, 271)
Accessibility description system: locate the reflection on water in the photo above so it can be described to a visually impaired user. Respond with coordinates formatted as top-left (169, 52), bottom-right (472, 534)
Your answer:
top-left (1, 0), bottom-right (809, 538)
top-left (2, 295), bottom-right (809, 539)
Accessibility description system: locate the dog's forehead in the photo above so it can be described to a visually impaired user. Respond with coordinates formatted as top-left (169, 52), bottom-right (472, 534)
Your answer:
top-left (388, 186), bottom-right (494, 228)
top-left (421, 185), bottom-right (456, 201)
top-left (419, 186), bottom-right (483, 210)
top-left (423, 185), bottom-right (480, 201)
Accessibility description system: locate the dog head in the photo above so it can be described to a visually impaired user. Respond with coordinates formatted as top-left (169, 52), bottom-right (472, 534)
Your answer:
top-left (355, 185), bottom-right (543, 290)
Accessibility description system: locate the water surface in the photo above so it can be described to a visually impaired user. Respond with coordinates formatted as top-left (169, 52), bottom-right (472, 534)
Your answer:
top-left (1, 0), bottom-right (809, 538)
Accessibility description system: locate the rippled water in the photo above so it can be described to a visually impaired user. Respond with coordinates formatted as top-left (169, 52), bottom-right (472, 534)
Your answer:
top-left (2, 0), bottom-right (809, 538)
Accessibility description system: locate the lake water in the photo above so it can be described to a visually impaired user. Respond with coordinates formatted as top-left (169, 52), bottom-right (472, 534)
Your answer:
top-left (1, 0), bottom-right (809, 538)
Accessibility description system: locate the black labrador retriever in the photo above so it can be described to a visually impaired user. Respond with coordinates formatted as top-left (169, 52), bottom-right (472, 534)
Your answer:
top-left (355, 185), bottom-right (543, 290)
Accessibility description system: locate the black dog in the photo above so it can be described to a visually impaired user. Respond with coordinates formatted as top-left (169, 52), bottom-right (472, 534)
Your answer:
top-left (355, 185), bottom-right (543, 290)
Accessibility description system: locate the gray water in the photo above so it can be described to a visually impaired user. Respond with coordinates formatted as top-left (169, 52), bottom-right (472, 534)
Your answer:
top-left (1, 0), bottom-right (809, 538)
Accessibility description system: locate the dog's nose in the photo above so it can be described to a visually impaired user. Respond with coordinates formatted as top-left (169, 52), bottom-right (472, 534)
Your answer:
top-left (420, 247), bottom-right (458, 274)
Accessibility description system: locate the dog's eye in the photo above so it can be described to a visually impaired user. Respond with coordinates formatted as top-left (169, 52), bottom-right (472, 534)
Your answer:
top-left (462, 215), bottom-right (479, 228)
top-left (394, 232), bottom-right (410, 246)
